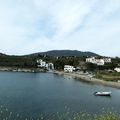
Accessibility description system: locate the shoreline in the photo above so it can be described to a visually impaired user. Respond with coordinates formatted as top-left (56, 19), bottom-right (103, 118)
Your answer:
top-left (1, 66), bottom-right (120, 89)
top-left (0, 66), bottom-right (46, 73)
top-left (53, 71), bottom-right (120, 89)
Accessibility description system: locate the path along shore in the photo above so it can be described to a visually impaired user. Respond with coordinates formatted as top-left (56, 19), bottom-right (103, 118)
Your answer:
top-left (53, 71), bottom-right (120, 89)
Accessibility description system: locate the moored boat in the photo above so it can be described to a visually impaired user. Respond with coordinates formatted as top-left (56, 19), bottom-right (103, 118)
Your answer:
top-left (94, 91), bottom-right (111, 96)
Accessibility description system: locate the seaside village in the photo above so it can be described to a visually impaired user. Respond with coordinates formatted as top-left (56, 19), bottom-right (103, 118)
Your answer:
top-left (35, 56), bottom-right (120, 96)
top-left (37, 57), bottom-right (120, 73)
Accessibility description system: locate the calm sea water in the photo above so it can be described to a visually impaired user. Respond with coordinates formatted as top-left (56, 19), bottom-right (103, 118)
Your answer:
top-left (0, 72), bottom-right (120, 117)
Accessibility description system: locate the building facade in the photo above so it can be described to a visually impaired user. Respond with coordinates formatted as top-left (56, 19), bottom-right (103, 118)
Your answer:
top-left (64, 65), bottom-right (75, 72)
top-left (86, 57), bottom-right (111, 66)
top-left (37, 59), bottom-right (54, 70)
top-left (37, 59), bottom-right (46, 67)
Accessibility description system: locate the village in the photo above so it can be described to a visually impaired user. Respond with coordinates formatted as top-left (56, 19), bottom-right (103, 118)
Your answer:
top-left (36, 56), bottom-right (120, 73)
top-left (0, 54), bottom-right (120, 84)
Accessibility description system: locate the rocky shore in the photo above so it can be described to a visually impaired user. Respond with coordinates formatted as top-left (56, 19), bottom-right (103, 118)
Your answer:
top-left (0, 67), bottom-right (46, 73)
top-left (53, 71), bottom-right (120, 89)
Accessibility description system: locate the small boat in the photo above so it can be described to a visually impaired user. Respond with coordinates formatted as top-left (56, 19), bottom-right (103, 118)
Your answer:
top-left (94, 91), bottom-right (111, 96)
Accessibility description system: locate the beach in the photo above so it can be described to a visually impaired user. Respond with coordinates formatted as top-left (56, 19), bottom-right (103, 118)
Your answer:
top-left (53, 71), bottom-right (120, 89)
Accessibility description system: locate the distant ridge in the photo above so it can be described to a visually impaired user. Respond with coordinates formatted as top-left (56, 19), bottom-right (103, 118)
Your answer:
top-left (0, 53), bottom-right (7, 56)
top-left (30, 50), bottom-right (99, 57)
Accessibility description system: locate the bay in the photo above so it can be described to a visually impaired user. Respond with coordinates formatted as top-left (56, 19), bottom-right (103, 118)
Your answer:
top-left (0, 72), bottom-right (120, 117)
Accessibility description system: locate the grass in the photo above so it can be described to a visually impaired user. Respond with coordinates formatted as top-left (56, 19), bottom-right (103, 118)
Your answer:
top-left (94, 71), bottom-right (120, 82)
top-left (0, 106), bottom-right (120, 120)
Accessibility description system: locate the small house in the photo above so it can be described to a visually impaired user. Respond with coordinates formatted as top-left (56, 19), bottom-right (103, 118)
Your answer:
top-left (64, 65), bottom-right (75, 72)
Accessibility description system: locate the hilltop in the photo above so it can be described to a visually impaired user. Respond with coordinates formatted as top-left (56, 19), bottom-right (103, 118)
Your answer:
top-left (30, 50), bottom-right (99, 57)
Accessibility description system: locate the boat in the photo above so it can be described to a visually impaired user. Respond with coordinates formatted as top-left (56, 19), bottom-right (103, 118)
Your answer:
top-left (94, 91), bottom-right (111, 96)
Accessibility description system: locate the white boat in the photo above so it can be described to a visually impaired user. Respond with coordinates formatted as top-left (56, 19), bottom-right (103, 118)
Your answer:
top-left (94, 91), bottom-right (111, 96)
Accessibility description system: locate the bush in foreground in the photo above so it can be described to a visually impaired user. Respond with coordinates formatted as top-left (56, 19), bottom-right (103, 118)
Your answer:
top-left (0, 106), bottom-right (120, 120)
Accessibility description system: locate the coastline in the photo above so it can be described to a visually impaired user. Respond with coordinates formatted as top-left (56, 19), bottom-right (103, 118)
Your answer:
top-left (53, 70), bottom-right (120, 89)
top-left (1, 66), bottom-right (120, 89)
top-left (0, 66), bottom-right (46, 73)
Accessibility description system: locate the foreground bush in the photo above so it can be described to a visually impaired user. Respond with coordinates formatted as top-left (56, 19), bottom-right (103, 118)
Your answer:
top-left (0, 106), bottom-right (120, 120)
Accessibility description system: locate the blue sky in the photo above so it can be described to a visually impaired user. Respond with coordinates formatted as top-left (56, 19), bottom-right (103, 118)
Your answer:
top-left (0, 0), bottom-right (120, 56)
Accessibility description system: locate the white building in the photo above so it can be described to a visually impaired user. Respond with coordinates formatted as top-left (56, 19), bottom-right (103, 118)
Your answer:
top-left (86, 57), bottom-right (104, 65)
top-left (48, 63), bottom-right (54, 70)
top-left (114, 67), bottom-right (120, 72)
top-left (86, 57), bottom-right (96, 64)
top-left (103, 58), bottom-right (111, 63)
top-left (95, 59), bottom-right (105, 66)
top-left (37, 59), bottom-right (46, 67)
top-left (37, 59), bottom-right (54, 70)
top-left (86, 57), bottom-right (111, 66)
top-left (64, 65), bottom-right (75, 72)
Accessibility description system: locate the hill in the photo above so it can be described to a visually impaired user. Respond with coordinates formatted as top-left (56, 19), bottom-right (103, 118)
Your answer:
top-left (0, 53), bottom-right (7, 56)
top-left (0, 50), bottom-right (99, 68)
top-left (31, 50), bottom-right (99, 57)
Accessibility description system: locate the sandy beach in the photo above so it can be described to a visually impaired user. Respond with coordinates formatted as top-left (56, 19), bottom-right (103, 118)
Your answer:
top-left (53, 71), bottom-right (120, 89)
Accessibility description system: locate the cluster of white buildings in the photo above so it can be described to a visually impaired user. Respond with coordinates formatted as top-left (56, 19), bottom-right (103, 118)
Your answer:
top-left (63, 57), bottom-right (112, 72)
top-left (37, 59), bottom-right (54, 70)
top-left (86, 57), bottom-right (111, 66)
top-left (36, 57), bottom-right (120, 73)
top-left (60, 56), bottom-right (120, 74)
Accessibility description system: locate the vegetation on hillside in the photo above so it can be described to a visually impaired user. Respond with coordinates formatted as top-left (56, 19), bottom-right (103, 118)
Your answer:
top-left (30, 50), bottom-right (99, 57)
top-left (0, 52), bottom-right (120, 73)
top-left (0, 54), bottom-right (37, 68)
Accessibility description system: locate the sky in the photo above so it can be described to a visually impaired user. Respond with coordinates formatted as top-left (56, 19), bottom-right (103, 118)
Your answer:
top-left (0, 0), bottom-right (120, 56)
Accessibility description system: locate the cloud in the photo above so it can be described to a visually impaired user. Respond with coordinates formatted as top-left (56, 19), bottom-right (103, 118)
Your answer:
top-left (0, 0), bottom-right (120, 56)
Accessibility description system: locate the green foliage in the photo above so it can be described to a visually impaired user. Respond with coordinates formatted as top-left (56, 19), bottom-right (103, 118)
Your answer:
top-left (94, 74), bottom-right (103, 79)
top-left (0, 53), bottom-right (120, 72)
top-left (0, 55), bottom-right (37, 68)
top-left (0, 106), bottom-right (120, 120)
top-left (86, 63), bottom-right (98, 71)
top-left (112, 57), bottom-right (120, 64)
top-left (0, 53), bottom-right (86, 70)
top-left (94, 71), bottom-right (120, 81)
top-left (86, 62), bottom-right (118, 71)
top-left (53, 56), bottom-right (81, 70)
